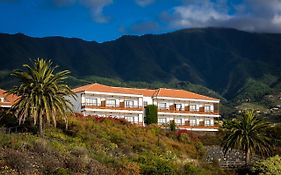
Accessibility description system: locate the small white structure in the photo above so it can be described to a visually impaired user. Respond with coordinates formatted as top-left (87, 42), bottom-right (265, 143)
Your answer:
top-left (69, 83), bottom-right (220, 131)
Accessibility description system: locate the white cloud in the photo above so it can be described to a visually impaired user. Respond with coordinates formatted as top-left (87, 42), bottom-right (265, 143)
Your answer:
top-left (52, 0), bottom-right (113, 23)
top-left (165, 0), bottom-right (281, 33)
top-left (80, 0), bottom-right (113, 23)
top-left (171, 1), bottom-right (230, 27)
top-left (135, 0), bottom-right (154, 7)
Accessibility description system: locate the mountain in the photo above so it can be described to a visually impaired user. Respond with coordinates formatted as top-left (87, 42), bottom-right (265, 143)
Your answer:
top-left (1, 28), bottom-right (281, 100)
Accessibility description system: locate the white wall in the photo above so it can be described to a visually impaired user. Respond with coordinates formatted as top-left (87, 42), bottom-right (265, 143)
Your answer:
top-left (143, 96), bottom-right (153, 105)
top-left (65, 92), bottom-right (82, 113)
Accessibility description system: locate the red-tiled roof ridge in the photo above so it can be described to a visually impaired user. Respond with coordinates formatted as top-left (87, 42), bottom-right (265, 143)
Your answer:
top-left (155, 88), bottom-right (219, 101)
top-left (72, 83), bottom-right (219, 101)
top-left (152, 88), bottom-right (161, 97)
top-left (0, 88), bottom-right (19, 104)
top-left (73, 83), bottom-right (146, 95)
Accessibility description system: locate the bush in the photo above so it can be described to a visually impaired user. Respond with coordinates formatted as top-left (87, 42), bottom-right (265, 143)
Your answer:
top-left (42, 154), bottom-right (65, 174)
top-left (194, 141), bottom-right (206, 158)
top-left (183, 163), bottom-right (200, 175)
top-left (3, 149), bottom-right (33, 174)
top-left (138, 153), bottom-right (177, 175)
top-left (66, 155), bottom-right (88, 173)
top-left (52, 168), bottom-right (72, 175)
top-left (252, 155), bottom-right (281, 175)
top-left (141, 159), bottom-right (176, 175)
top-left (86, 159), bottom-right (115, 175)
top-left (178, 133), bottom-right (191, 143)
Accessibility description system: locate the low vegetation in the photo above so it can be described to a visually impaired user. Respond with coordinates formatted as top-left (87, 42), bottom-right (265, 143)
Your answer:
top-left (0, 114), bottom-right (230, 175)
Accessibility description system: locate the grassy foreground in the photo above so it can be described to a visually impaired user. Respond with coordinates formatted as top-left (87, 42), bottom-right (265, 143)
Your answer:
top-left (0, 115), bottom-right (230, 175)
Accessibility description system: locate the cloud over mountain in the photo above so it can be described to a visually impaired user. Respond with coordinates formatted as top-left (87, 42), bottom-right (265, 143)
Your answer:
top-left (164, 0), bottom-right (281, 33)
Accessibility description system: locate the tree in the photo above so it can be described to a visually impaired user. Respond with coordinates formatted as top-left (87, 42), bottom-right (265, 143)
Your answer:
top-left (145, 105), bottom-right (158, 125)
top-left (221, 110), bottom-right (272, 165)
top-left (8, 58), bottom-right (76, 136)
top-left (169, 120), bottom-right (176, 131)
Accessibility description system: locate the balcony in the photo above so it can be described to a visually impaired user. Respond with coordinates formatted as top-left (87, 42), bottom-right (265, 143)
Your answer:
top-left (158, 105), bottom-right (219, 115)
top-left (81, 102), bottom-right (144, 111)
top-left (178, 124), bottom-right (219, 129)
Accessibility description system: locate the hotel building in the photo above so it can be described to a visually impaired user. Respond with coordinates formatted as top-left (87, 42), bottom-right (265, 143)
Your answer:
top-left (69, 83), bottom-right (220, 131)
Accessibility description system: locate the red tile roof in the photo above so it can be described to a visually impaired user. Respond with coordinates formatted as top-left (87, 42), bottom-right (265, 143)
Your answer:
top-left (0, 89), bottom-right (18, 106)
top-left (73, 83), bottom-right (219, 101)
top-left (73, 83), bottom-right (144, 95)
top-left (154, 88), bottom-right (218, 101)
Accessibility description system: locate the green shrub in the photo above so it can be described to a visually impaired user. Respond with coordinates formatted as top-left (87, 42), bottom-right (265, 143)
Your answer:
top-left (194, 141), bottom-right (206, 158)
top-left (183, 163), bottom-right (200, 175)
top-left (252, 155), bottom-right (281, 175)
top-left (141, 159), bottom-right (176, 175)
top-left (178, 133), bottom-right (191, 144)
top-left (145, 105), bottom-right (158, 124)
top-left (66, 155), bottom-right (88, 173)
top-left (138, 152), bottom-right (177, 175)
top-left (52, 168), bottom-right (72, 175)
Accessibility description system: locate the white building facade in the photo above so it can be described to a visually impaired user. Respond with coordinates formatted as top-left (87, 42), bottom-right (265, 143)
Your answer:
top-left (69, 83), bottom-right (220, 131)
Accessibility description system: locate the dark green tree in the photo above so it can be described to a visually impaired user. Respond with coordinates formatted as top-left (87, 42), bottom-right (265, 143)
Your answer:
top-left (8, 58), bottom-right (76, 136)
top-left (169, 120), bottom-right (176, 132)
top-left (145, 105), bottom-right (158, 125)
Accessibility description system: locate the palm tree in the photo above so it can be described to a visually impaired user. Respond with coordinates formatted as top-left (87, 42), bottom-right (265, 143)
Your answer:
top-left (8, 58), bottom-right (76, 136)
top-left (221, 110), bottom-right (272, 165)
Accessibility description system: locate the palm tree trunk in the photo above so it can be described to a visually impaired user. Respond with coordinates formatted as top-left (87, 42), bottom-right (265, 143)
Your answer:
top-left (245, 149), bottom-right (251, 165)
top-left (38, 111), bottom-right (43, 136)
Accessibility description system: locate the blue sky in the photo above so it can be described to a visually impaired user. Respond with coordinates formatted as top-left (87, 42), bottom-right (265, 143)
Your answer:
top-left (1, 0), bottom-right (281, 42)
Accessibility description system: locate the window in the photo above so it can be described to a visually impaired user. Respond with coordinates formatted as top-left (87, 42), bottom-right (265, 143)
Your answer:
top-left (85, 98), bottom-right (97, 105)
top-left (175, 104), bottom-right (182, 110)
top-left (175, 118), bottom-right (182, 125)
top-left (190, 119), bottom-right (196, 126)
top-left (190, 104), bottom-right (198, 111)
top-left (159, 103), bottom-right (167, 109)
top-left (158, 118), bottom-right (166, 124)
top-left (125, 100), bottom-right (134, 108)
top-left (144, 101), bottom-right (148, 106)
top-left (0, 97), bottom-right (4, 102)
top-left (106, 99), bottom-right (116, 107)
top-left (205, 119), bottom-right (211, 126)
top-left (125, 116), bottom-right (133, 122)
top-left (204, 105), bottom-right (213, 112)
top-left (133, 116), bottom-right (139, 123)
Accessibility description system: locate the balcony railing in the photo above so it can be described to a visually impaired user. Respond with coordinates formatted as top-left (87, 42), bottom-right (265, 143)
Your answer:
top-left (158, 106), bottom-right (219, 115)
top-left (81, 102), bottom-right (144, 111)
top-left (178, 124), bottom-right (219, 129)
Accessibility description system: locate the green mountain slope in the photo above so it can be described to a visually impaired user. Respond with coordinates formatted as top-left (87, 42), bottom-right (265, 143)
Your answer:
top-left (1, 28), bottom-right (281, 100)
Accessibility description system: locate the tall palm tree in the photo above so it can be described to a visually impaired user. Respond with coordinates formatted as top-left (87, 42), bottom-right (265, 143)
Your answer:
top-left (221, 110), bottom-right (272, 165)
top-left (8, 58), bottom-right (76, 136)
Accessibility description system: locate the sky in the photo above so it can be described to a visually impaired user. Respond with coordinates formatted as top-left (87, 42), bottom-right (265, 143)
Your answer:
top-left (1, 0), bottom-right (281, 42)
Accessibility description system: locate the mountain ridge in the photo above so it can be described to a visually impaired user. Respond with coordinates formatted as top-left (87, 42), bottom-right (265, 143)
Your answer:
top-left (1, 27), bottom-right (281, 100)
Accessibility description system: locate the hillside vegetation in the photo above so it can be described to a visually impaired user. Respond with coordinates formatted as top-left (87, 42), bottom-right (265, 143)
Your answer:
top-left (0, 114), bottom-right (229, 175)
